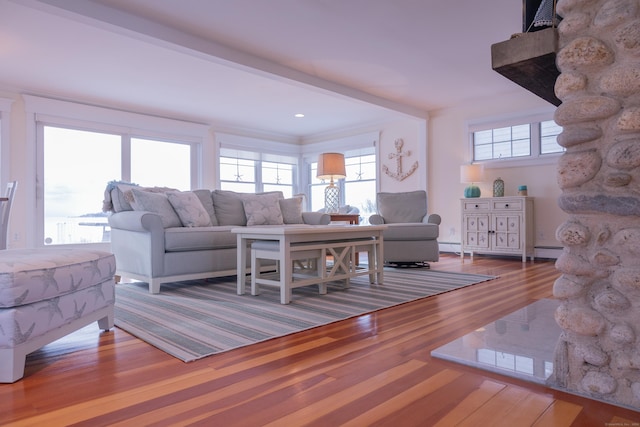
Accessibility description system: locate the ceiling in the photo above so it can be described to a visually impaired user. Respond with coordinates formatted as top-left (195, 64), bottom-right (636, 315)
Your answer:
top-left (0, 0), bottom-right (526, 140)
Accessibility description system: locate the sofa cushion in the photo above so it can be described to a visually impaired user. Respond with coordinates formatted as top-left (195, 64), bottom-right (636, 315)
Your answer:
top-left (130, 188), bottom-right (182, 228)
top-left (212, 190), bottom-right (284, 226)
top-left (192, 189), bottom-right (218, 226)
top-left (243, 193), bottom-right (284, 225)
top-left (383, 223), bottom-right (439, 241)
top-left (164, 226), bottom-right (237, 251)
top-left (212, 190), bottom-right (248, 226)
top-left (166, 191), bottom-right (212, 227)
top-left (377, 191), bottom-right (427, 223)
top-left (279, 197), bottom-right (304, 224)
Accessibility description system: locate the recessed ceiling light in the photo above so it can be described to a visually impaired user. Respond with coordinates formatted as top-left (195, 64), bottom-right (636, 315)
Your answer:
top-left (294, 113), bottom-right (305, 118)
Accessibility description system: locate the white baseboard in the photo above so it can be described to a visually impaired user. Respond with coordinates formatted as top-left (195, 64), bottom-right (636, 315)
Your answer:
top-left (438, 242), bottom-right (562, 260)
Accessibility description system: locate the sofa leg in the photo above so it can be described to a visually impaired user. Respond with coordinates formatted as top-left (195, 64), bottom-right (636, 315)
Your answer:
top-left (149, 280), bottom-right (162, 294)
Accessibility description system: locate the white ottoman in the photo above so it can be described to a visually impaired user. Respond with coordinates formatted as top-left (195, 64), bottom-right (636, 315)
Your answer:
top-left (0, 248), bottom-right (116, 383)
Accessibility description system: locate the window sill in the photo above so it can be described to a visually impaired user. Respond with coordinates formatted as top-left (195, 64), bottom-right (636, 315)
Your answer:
top-left (479, 154), bottom-right (561, 169)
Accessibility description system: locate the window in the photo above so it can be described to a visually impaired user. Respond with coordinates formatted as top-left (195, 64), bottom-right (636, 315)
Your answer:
top-left (471, 116), bottom-right (563, 163)
top-left (131, 137), bottom-right (191, 188)
top-left (474, 125), bottom-right (530, 161)
top-left (28, 95), bottom-right (207, 247)
top-left (219, 149), bottom-right (296, 197)
top-left (540, 120), bottom-right (564, 154)
top-left (41, 126), bottom-right (197, 245)
top-left (309, 151), bottom-right (377, 221)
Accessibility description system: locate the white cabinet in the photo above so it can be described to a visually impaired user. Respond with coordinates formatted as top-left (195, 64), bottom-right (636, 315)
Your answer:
top-left (460, 197), bottom-right (534, 262)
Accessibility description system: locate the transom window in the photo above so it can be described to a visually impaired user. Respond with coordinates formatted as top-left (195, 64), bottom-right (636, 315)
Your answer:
top-left (471, 118), bottom-right (563, 163)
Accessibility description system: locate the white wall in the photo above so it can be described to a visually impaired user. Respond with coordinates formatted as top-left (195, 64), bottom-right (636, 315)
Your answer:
top-left (429, 90), bottom-right (568, 249)
top-left (378, 118), bottom-right (427, 192)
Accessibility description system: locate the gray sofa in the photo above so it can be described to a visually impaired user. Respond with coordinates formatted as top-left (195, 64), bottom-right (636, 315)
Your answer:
top-left (369, 190), bottom-right (440, 266)
top-left (104, 183), bottom-right (329, 293)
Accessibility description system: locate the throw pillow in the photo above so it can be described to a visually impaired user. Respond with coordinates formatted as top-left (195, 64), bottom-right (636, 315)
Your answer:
top-left (130, 188), bottom-right (182, 228)
top-left (166, 191), bottom-right (212, 227)
top-left (192, 189), bottom-right (218, 226)
top-left (212, 190), bottom-right (284, 226)
top-left (242, 193), bottom-right (284, 226)
top-left (211, 190), bottom-right (247, 226)
top-left (279, 197), bottom-right (304, 224)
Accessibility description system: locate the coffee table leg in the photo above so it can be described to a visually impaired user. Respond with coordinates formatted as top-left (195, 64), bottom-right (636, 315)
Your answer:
top-left (237, 235), bottom-right (247, 295)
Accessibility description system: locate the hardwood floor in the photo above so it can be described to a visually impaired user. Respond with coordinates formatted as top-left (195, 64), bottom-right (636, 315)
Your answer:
top-left (2, 254), bottom-right (639, 426)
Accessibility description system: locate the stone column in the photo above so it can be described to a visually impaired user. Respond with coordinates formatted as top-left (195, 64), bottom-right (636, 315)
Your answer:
top-left (550, 0), bottom-right (640, 408)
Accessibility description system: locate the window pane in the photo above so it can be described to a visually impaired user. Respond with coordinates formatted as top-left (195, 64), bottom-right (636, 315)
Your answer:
top-left (220, 181), bottom-right (255, 192)
top-left (540, 120), bottom-right (564, 154)
top-left (220, 157), bottom-right (256, 184)
top-left (512, 124), bottom-right (530, 140)
top-left (310, 184), bottom-right (326, 212)
top-left (493, 127), bottom-right (511, 142)
top-left (494, 142), bottom-right (511, 159)
top-left (474, 144), bottom-right (493, 161)
top-left (344, 179), bottom-right (376, 222)
top-left (263, 184), bottom-right (292, 198)
top-left (44, 126), bottom-right (120, 245)
top-left (512, 139), bottom-right (531, 157)
top-left (262, 162), bottom-right (293, 185)
top-left (131, 138), bottom-right (190, 190)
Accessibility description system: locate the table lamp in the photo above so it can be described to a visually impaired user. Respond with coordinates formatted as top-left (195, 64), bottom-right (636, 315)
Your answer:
top-left (317, 152), bottom-right (346, 213)
top-left (460, 164), bottom-right (484, 198)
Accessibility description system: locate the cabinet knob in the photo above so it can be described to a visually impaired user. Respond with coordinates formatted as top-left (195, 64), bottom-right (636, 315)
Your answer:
top-left (475, 204), bottom-right (479, 208)
top-left (505, 204), bottom-right (509, 207)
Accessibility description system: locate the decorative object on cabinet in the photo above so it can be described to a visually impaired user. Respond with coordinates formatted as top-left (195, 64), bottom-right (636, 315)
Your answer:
top-left (382, 138), bottom-right (418, 181)
top-left (518, 185), bottom-right (528, 196)
top-left (460, 196), bottom-right (534, 262)
top-left (493, 177), bottom-right (505, 197)
top-left (317, 152), bottom-right (346, 213)
top-left (460, 164), bottom-right (484, 198)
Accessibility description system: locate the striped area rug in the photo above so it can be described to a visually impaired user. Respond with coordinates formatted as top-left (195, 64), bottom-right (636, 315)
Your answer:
top-left (114, 268), bottom-right (496, 362)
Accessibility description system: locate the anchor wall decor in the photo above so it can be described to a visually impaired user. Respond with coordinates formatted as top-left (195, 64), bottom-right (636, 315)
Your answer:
top-left (382, 138), bottom-right (418, 181)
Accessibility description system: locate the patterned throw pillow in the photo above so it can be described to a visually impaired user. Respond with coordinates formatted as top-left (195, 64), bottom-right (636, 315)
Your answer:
top-left (242, 193), bottom-right (284, 226)
top-left (130, 188), bottom-right (182, 228)
top-left (166, 191), bottom-right (212, 227)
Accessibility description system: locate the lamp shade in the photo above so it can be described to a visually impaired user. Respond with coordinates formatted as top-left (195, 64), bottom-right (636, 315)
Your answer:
top-left (317, 153), bottom-right (346, 180)
top-left (460, 164), bottom-right (484, 183)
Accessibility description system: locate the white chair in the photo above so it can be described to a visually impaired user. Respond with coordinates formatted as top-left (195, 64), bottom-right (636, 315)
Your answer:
top-left (0, 181), bottom-right (17, 250)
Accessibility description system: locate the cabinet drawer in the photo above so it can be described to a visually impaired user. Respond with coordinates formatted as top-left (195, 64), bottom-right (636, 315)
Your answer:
top-left (462, 200), bottom-right (490, 212)
top-left (492, 199), bottom-right (523, 211)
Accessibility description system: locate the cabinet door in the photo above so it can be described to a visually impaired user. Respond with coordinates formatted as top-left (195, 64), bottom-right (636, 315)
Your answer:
top-left (464, 214), bottom-right (490, 249)
top-left (492, 214), bottom-right (522, 251)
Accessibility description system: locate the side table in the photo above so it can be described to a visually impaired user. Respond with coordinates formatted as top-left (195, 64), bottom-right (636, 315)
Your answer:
top-left (329, 213), bottom-right (360, 225)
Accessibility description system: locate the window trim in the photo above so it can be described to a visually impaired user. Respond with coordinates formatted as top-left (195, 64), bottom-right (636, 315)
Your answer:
top-left (0, 97), bottom-right (14, 189)
top-left (24, 95), bottom-right (210, 248)
top-left (467, 109), bottom-right (562, 169)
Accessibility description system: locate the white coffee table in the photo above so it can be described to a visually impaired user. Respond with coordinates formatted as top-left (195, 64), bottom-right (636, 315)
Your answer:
top-left (232, 225), bottom-right (386, 304)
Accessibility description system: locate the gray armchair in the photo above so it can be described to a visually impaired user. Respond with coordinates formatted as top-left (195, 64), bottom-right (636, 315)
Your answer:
top-left (369, 190), bottom-right (440, 266)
